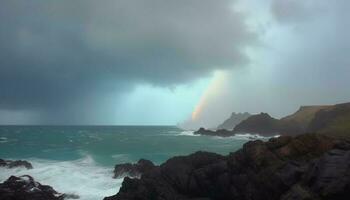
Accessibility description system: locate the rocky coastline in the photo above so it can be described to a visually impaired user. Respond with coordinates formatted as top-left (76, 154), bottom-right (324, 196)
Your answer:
top-left (1, 102), bottom-right (349, 199)
top-left (194, 102), bottom-right (350, 137)
top-left (105, 102), bottom-right (350, 200)
top-left (194, 128), bottom-right (234, 137)
top-left (105, 133), bottom-right (350, 200)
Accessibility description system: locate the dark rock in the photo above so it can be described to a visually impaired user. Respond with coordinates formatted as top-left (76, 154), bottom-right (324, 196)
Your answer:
top-left (0, 175), bottom-right (63, 200)
top-left (280, 184), bottom-right (313, 200)
top-left (105, 133), bottom-right (349, 200)
top-left (194, 127), bottom-right (234, 137)
top-left (0, 159), bottom-right (33, 169)
top-left (303, 148), bottom-right (350, 199)
top-left (233, 113), bottom-right (283, 136)
top-left (114, 159), bottom-right (155, 178)
top-left (62, 193), bottom-right (80, 199)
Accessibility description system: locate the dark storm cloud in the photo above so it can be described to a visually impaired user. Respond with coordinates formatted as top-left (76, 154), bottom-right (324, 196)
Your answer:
top-left (0, 0), bottom-right (256, 118)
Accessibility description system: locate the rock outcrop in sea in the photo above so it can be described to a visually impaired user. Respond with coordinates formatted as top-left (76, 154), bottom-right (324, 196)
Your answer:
top-left (0, 158), bottom-right (33, 169)
top-left (194, 128), bottom-right (233, 137)
top-left (0, 175), bottom-right (64, 200)
top-left (105, 133), bottom-right (350, 200)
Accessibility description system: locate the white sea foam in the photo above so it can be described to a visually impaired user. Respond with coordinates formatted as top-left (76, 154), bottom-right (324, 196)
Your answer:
top-left (178, 131), bottom-right (199, 136)
top-left (231, 133), bottom-right (280, 140)
top-left (162, 130), bottom-right (199, 136)
top-left (205, 133), bottom-right (279, 141)
top-left (0, 156), bottom-right (122, 200)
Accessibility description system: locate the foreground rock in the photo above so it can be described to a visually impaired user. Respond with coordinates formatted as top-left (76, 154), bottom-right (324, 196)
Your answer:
top-left (0, 175), bottom-right (64, 200)
top-left (114, 159), bottom-right (155, 178)
top-left (104, 133), bottom-right (350, 200)
top-left (194, 127), bottom-right (233, 137)
top-left (0, 159), bottom-right (33, 169)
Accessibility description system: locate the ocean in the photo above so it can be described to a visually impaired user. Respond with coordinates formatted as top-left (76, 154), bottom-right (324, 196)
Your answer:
top-left (0, 126), bottom-right (270, 200)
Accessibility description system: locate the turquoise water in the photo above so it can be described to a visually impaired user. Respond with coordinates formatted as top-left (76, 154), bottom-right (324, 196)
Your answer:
top-left (0, 126), bottom-right (265, 200)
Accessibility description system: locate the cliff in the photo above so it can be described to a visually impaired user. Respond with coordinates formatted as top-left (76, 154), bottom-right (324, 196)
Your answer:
top-left (232, 103), bottom-right (349, 136)
top-left (281, 105), bottom-right (332, 130)
top-left (217, 112), bottom-right (252, 130)
top-left (233, 113), bottom-right (282, 136)
top-left (308, 102), bottom-right (350, 138)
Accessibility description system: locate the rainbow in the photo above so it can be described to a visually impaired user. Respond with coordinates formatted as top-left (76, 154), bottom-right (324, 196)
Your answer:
top-left (191, 70), bottom-right (228, 121)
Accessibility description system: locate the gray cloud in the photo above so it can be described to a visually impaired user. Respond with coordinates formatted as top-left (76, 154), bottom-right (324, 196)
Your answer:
top-left (0, 0), bottom-right (257, 123)
top-left (185, 0), bottom-right (350, 128)
top-left (269, 0), bottom-right (350, 87)
top-left (264, 0), bottom-right (350, 115)
top-left (270, 0), bottom-right (313, 23)
top-left (0, 0), bottom-right (256, 123)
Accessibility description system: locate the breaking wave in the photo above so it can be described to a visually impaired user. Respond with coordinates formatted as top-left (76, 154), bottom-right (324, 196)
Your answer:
top-left (0, 155), bottom-right (122, 200)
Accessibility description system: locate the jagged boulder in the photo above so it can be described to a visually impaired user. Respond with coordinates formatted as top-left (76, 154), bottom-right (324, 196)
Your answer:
top-left (114, 159), bottom-right (155, 178)
top-left (0, 175), bottom-right (63, 200)
top-left (0, 159), bottom-right (33, 169)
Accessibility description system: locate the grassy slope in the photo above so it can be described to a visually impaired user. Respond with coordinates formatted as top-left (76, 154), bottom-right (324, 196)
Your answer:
top-left (281, 105), bottom-right (332, 129)
top-left (306, 103), bottom-right (350, 139)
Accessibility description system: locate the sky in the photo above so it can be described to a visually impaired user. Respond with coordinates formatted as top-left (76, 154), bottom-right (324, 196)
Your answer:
top-left (0, 0), bottom-right (349, 127)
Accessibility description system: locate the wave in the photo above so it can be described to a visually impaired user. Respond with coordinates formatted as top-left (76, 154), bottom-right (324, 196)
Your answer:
top-left (174, 131), bottom-right (278, 139)
top-left (177, 131), bottom-right (199, 137)
top-left (163, 130), bottom-right (199, 137)
top-left (230, 133), bottom-right (279, 140)
top-left (0, 155), bottom-right (121, 200)
top-left (0, 137), bottom-right (8, 143)
top-left (111, 154), bottom-right (133, 164)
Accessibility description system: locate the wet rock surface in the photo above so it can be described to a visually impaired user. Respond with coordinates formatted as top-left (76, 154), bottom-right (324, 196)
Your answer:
top-left (0, 175), bottom-right (64, 200)
top-left (105, 133), bottom-right (350, 200)
top-left (0, 159), bottom-right (33, 169)
top-left (194, 128), bottom-right (234, 137)
top-left (113, 159), bottom-right (155, 178)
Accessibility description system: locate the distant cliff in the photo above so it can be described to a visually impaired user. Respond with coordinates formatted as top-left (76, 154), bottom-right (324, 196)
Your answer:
top-left (217, 112), bottom-right (251, 130)
top-left (194, 103), bottom-right (350, 137)
top-left (281, 105), bottom-right (332, 130)
top-left (233, 112), bottom-right (283, 136)
top-left (233, 103), bottom-right (350, 136)
top-left (308, 102), bottom-right (350, 138)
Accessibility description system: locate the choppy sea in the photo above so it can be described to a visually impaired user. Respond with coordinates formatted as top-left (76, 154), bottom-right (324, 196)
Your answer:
top-left (0, 126), bottom-right (272, 200)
